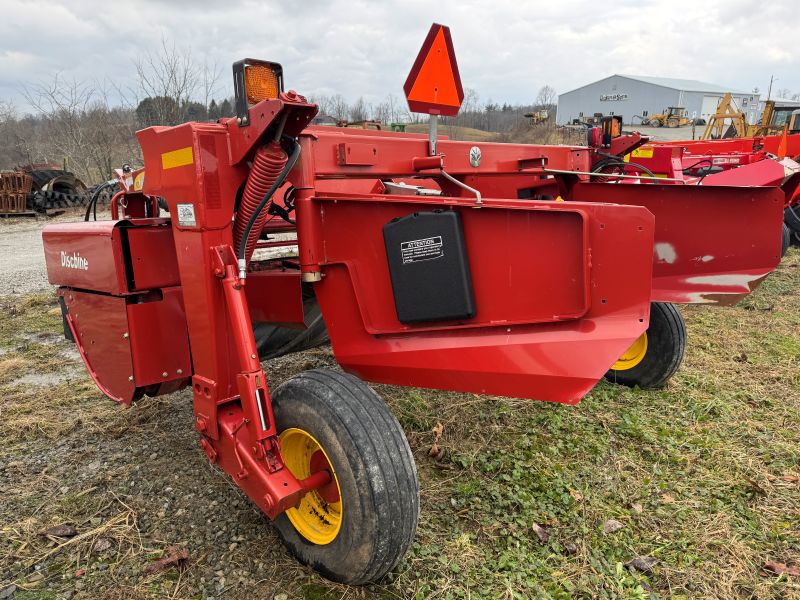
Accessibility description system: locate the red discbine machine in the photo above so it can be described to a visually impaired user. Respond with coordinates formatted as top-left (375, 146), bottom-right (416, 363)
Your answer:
top-left (42, 25), bottom-right (789, 583)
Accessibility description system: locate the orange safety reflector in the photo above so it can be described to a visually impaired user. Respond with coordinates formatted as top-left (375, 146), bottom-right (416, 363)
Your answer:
top-left (245, 64), bottom-right (281, 104)
top-left (403, 23), bottom-right (464, 116)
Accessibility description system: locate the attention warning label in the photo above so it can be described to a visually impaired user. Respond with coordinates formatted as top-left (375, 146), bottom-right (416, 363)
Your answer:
top-left (401, 236), bottom-right (444, 264)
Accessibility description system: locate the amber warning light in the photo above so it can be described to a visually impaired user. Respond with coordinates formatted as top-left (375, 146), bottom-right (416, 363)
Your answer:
top-left (233, 59), bottom-right (284, 126)
top-left (403, 23), bottom-right (464, 117)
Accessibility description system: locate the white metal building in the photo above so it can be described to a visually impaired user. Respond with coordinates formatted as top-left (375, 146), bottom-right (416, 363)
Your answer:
top-left (556, 75), bottom-right (757, 125)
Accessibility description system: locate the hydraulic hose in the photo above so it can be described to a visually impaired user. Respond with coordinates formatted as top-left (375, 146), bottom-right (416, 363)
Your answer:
top-left (83, 180), bottom-right (115, 221)
top-left (234, 138), bottom-right (301, 280)
top-left (591, 158), bottom-right (656, 180)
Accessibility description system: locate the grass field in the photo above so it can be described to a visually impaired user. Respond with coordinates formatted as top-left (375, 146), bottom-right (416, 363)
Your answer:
top-left (0, 250), bottom-right (798, 599)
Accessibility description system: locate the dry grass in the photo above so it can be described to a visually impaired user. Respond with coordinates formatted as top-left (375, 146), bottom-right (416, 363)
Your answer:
top-left (0, 252), bottom-right (798, 598)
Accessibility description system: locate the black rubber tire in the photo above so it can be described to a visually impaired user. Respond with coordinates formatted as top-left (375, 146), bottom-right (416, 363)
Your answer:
top-left (605, 302), bottom-right (686, 389)
top-left (785, 205), bottom-right (800, 239)
top-left (649, 118), bottom-right (662, 128)
top-left (252, 283), bottom-right (330, 359)
top-left (782, 223), bottom-right (792, 257)
top-left (271, 369), bottom-right (420, 584)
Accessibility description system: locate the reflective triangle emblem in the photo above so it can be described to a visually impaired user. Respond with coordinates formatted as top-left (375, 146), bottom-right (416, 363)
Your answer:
top-left (403, 24), bottom-right (464, 116)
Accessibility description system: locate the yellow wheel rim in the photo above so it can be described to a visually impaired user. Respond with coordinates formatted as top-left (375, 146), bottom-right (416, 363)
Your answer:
top-left (611, 332), bottom-right (648, 371)
top-left (279, 428), bottom-right (343, 545)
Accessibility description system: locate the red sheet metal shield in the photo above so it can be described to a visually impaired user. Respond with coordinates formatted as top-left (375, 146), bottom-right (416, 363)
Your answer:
top-left (310, 193), bottom-right (654, 404)
top-left (568, 182), bottom-right (784, 305)
top-left (403, 23), bottom-right (464, 116)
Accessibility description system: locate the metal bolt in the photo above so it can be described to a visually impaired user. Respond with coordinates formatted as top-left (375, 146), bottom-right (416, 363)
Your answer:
top-left (162, 371), bottom-right (168, 378)
top-left (122, 332), bottom-right (129, 339)
top-left (176, 369), bottom-right (183, 375)
top-left (128, 375), bottom-right (134, 382)
top-left (250, 353), bottom-right (256, 359)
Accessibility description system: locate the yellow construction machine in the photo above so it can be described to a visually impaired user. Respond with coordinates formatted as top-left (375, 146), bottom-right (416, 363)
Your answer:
top-left (646, 107), bottom-right (692, 128)
top-left (702, 93), bottom-right (800, 140)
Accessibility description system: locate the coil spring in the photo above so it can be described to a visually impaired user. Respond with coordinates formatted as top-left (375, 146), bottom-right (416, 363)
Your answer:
top-left (232, 141), bottom-right (288, 265)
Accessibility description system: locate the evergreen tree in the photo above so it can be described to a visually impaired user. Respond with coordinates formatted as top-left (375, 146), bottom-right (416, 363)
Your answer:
top-left (208, 99), bottom-right (220, 121)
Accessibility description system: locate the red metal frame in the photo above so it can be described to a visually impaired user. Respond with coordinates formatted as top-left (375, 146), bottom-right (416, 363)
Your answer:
top-left (40, 92), bottom-right (790, 522)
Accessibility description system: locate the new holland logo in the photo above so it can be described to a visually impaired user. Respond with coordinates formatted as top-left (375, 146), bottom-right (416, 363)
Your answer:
top-left (60, 251), bottom-right (89, 271)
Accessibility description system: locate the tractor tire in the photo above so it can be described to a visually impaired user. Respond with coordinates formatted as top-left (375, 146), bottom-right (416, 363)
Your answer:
top-left (649, 118), bottom-right (662, 128)
top-left (785, 204), bottom-right (800, 244)
top-left (271, 369), bottom-right (419, 585)
top-left (782, 223), bottom-right (792, 257)
top-left (667, 118), bottom-right (680, 128)
top-left (605, 302), bottom-right (686, 389)
top-left (252, 283), bottom-right (330, 359)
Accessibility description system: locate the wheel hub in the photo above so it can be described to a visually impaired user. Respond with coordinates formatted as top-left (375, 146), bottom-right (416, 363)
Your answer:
top-left (280, 427), bottom-right (342, 545)
top-left (611, 332), bottom-right (648, 371)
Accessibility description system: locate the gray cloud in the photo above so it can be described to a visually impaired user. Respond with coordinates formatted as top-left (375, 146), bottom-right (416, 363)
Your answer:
top-left (1, 0), bottom-right (797, 112)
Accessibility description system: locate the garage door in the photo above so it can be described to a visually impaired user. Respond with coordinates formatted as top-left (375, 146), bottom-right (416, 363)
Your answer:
top-left (701, 95), bottom-right (723, 120)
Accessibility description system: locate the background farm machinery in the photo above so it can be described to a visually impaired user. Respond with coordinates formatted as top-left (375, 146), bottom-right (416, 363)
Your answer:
top-left (638, 129), bottom-right (800, 249)
top-left (0, 164), bottom-right (97, 216)
top-left (40, 24), bottom-right (795, 585)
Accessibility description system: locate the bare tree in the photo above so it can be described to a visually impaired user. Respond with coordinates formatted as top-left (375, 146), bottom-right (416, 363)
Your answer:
top-left (308, 94), bottom-right (333, 118)
top-left (133, 37), bottom-right (200, 125)
top-left (349, 97), bottom-right (371, 122)
top-left (329, 94), bottom-right (350, 122)
top-left (0, 100), bottom-right (14, 123)
top-left (200, 58), bottom-right (222, 114)
top-left (535, 85), bottom-right (557, 108)
top-left (23, 74), bottom-right (96, 177)
top-left (373, 100), bottom-right (390, 125)
top-left (22, 75), bottom-right (138, 182)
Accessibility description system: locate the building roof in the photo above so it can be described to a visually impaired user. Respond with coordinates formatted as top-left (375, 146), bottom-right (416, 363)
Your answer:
top-left (760, 96), bottom-right (800, 106)
top-left (560, 74), bottom-right (752, 97)
top-left (617, 75), bottom-right (751, 95)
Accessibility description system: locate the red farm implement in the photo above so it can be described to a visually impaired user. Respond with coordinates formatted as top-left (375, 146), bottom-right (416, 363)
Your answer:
top-left (41, 25), bottom-right (791, 583)
top-left (640, 132), bottom-right (800, 249)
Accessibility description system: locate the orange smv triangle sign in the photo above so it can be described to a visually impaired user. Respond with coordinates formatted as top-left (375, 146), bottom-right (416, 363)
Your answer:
top-left (403, 23), bottom-right (464, 116)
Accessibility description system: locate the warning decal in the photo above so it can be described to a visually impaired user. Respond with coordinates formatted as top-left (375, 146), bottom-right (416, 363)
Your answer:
top-left (401, 236), bottom-right (443, 264)
top-left (176, 203), bottom-right (196, 227)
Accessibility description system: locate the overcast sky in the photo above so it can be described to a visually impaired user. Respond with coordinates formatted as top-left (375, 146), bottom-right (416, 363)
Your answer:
top-left (1, 0), bottom-right (798, 113)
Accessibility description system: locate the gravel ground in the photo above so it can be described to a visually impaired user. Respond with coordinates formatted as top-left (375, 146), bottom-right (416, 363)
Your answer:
top-left (631, 124), bottom-right (703, 142)
top-left (0, 210), bottom-right (295, 297)
top-left (0, 218), bottom-right (53, 295)
top-left (0, 209), bottom-right (99, 295)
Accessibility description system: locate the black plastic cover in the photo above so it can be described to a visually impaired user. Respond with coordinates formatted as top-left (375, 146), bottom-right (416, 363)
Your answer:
top-left (382, 210), bottom-right (475, 324)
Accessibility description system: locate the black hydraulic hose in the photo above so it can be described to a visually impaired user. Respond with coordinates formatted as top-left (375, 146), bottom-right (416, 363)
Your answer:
top-left (591, 159), bottom-right (656, 179)
top-left (682, 158), bottom-right (713, 172)
top-left (84, 181), bottom-right (115, 221)
top-left (237, 137), bottom-right (301, 278)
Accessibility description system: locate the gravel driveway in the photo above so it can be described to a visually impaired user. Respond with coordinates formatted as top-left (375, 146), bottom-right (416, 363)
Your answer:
top-left (0, 220), bottom-right (50, 295)
top-left (0, 214), bottom-right (66, 295)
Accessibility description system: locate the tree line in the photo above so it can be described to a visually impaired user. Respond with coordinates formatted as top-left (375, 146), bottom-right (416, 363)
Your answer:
top-left (0, 39), bottom-right (557, 185)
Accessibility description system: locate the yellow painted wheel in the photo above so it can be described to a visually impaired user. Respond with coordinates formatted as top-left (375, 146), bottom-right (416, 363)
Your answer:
top-left (611, 332), bottom-right (648, 371)
top-left (280, 427), bottom-right (342, 545)
top-left (605, 303), bottom-right (686, 389)
top-left (271, 369), bottom-right (419, 584)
